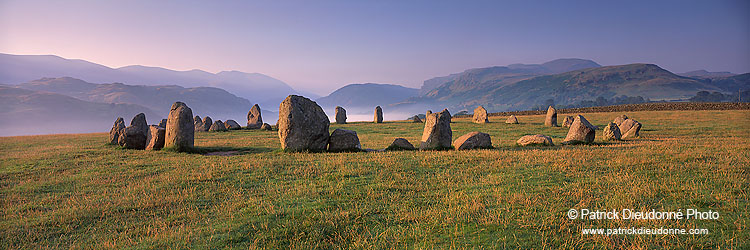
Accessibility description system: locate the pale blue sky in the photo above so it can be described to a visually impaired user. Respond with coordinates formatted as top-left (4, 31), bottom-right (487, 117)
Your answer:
top-left (1, 0), bottom-right (748, 94)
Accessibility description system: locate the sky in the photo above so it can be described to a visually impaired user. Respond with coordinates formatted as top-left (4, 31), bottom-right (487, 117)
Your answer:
top-left (1, 0), bottom-right (748, 95)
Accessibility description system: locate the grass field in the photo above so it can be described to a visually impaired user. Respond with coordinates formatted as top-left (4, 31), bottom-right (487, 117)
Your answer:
top-left (1, 110), bottom-right (748, 249)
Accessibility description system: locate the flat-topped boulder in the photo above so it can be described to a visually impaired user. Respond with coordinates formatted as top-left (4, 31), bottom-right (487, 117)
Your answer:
top-left (516, 134), bottom-right (554, 146)
top-left (562, 115), bottom-right (575, 127)
top-left (545, 106), bottom-right (558, 127)
top-left (472, 106), bottom-right (489, 124)
top-left (420, 109), bottom-right (452, 150)
top-left (164, 102), bottom-right (194, 151)
top-left (453, 131), bottom-right (492, 150)
top-left (209, 120), bottom-right (227, 132)
top-left (146, 125), bottom-right (166, 150)
top-left (225, 119), bottom-right (242, 130)
top-left (278, 95), bottom-right (330, 152)
top-left (374, 106), bottom-right (383, 123)
top-left (602, 122), bottom-right (622, 141)
top-left (327, 129), bottom-right (362, 152)
top-left (120, 113), bottom-right (149, 149)
top-left (247, 104), bottom-right (263, 129)
top-left (506, 115), bottom-right (519, 124)
top-left (335, 106), bottom-right (347, 124)
top-left (385, 138), bottom-right (415, 151)
top-left (563, 115), bottom-right (596, 144)
top-left (109, 117), bottom-right (125, 145)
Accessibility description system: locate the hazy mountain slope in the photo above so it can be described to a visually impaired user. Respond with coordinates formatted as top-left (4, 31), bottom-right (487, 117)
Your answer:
top-left (0, 85), bottom-right (159, 136)
top-left (418, 58), bottom-right (600, 95)
top-left (18, 77), bottom-right (253, 120)
top-left (679, 70), bottom-right (736, 79)
top-left (483, 64), bottom-right (724, 110)
top-left (316, 83), bottom-right (419, 109)
top-left (703, 73), bottom-right (750, 92)
top-left (0, 53), bottom-right (298, 108)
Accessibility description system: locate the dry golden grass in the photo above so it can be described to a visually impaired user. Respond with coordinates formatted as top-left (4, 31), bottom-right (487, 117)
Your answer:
top-left (0, 110), bottom-right (748, 249)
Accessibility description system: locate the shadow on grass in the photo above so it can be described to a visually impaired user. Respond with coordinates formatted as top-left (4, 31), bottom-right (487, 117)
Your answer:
top-left (162, 145), bottom-right (276, 156)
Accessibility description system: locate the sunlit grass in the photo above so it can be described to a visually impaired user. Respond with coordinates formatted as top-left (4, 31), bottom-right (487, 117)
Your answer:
top-left (0, 110), bottom-right (748, 248)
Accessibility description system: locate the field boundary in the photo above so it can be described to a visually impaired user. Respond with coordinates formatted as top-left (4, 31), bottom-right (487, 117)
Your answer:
top-left (453, 102), bottom-right (750, 118)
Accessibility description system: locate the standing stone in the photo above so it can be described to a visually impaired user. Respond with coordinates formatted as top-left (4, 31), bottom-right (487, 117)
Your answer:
top-left (225, 119), bottom-right (242, 130)
top-left (613, 115), bottom-right (629, 127)
top-left (602, 122), bottom-right (622, 141)
top-left (109, 117), bottom-right (125, 144)
top-left (209, 120), bottom-right (227, 132)
top-left (620, 119), bottom-right (642, 139)
top-left (374, 106), bottom-right (383, 123)
top-left (327, 129), bottom-right (362, 152)
top-left (164, 102), bottom-right (195, 151)
top-left (563, 115), bottom-right (596, 144)
top-left (420, 109), bottom-right (452, 150)
top-left (277, 95), bottom-right (330, 152)
top-left (335, 106), bottom-right (347, 124)
top-left (426, 110), bottom-right (433, 117)
top-left (562, 115), bottom-right (575, 127)
top-left (472, 106), bottom-right (489, 124)
top-left (193, 116), bottom-right (204, 132)
top-left (544, 106), bottom-right (558, 127)
top-left (158, 119), bottom-right (167, 128)
top-left (145, 125), bottom-right (166, 150)
top-left (409, 115), bottom-right (422, 123)
top-left (202, 117), bottom-right (213, 132)
top-left (386, 138), bottom-right (415, 151)
top-left (247, 104), bottom-right (263, 129)
top-left (120, 113), bottom-right (149, 149)
top-left (516, 134), bottom-right (554, 146)
top-left (505, 115), bottom-right (519, 124)
top-left (260, 123), bottom-right (272, 130)
top-left (453, 131), bottom-right (493, 150)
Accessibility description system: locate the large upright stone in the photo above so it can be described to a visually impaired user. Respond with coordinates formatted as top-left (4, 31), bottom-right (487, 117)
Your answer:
top-left (164, 102), bottom-right (194, 151)
top-left (620, 119), bottom-right (642, 139)
top-left (278, 95), bottom-right (330, 152)
top-left (209, 120), bottom-right (227, 132)
top-left (420, 109), bottom-right (452, 150)
top-left (247, 104), bottom-right (263, 129)
top-left (193, 115), bottom-right (204, 132)
top-left (225, 120), bottom-right (242, 130)
top-left (146, 125), bottom-right (166, 150)
top-left (563, 115), bottom-right (596, 144)
top-left (120, 113), bottom-right (149, 149)
top-left (544, 106), bottom-right (558, 127)
top-left (506, 115), bottom-right (519, 124)
top-left (335, 106), bottom-right (347, 124)
top-left (374, 106), bottom-right (383, 123)
top-left (327, 129), bottom-right (362, 152)
top-left (109, 117), bottom-right (125, 144)
top-left (472, 106), bottom-right (489, 124)
top-left (562, 115), bottom-right (575, 128)
top-left (453, 131), bottom-right (492, 150)
top-left (201, 116), bottom-right (213, 131)
top-left (602, 122), bottom-right (622, 141)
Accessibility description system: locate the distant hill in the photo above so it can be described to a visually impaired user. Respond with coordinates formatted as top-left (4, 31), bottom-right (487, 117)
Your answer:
top-left (418, 58), bottom-right (600, 95)
top-left (316, 83), bottom-right (419, 110)
top-left (0, 53), bottom-right (301, 108)
top-left (703, 73), bottom-right (750, 92)
top-left (18, 77), bottom-right (254, 121)
top-left (0, 85), bottom-right (159, 136)
top-left (404, 64), bottom-right (742, 112)
top-left (679, 70), bottom-right (736, 79)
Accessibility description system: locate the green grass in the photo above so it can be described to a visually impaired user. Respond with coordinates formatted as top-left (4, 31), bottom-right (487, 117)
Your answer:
top-left (1, 110), bottom-right (748, 249)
